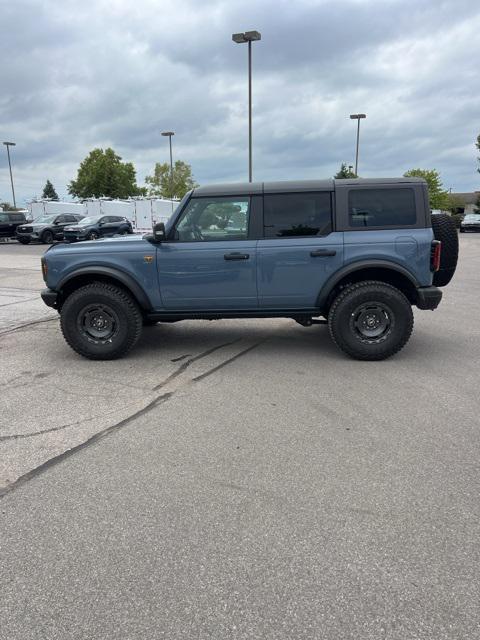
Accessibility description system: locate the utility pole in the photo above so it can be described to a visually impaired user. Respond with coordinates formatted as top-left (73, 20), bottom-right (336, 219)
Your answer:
top-left (3, 141), bottom-right (17, 208)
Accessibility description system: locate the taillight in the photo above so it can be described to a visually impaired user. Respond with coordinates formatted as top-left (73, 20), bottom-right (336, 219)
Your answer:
top-left (431, 240), bottom-right (441, 272)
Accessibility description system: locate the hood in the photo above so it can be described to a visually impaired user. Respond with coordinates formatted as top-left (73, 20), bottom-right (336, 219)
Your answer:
top-left (47, 234), bottom-right (148, 254)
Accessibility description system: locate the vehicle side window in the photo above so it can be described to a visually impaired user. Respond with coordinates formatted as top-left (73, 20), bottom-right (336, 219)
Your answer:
top-left (55, 215), bottom-right (65, 224)
top-left (0, 213), bottom-right (8, 222)
top-left (98, 217), bottom-right (107, 224)
top-left (263, 192), bottom-right (332, 238)
top-left (11, 214), bottom-right (24, 222)
top-left (348, 188), bottom-right (416, 228)
top-left (175, 197), bottom-right (250, 242)
top-left (65, 215), bottom-right (77, 222)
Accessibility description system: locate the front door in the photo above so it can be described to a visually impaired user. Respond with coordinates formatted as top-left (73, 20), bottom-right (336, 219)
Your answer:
top-left (257, 191), bottom-right (344, 308)
top-left (157, 195), bottom-right (257, 310)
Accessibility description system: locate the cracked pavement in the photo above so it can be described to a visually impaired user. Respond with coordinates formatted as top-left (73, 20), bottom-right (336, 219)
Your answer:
top-left (1, 239), bottom-right (480, 639)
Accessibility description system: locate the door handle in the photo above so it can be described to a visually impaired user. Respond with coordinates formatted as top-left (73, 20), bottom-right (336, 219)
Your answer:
top-left (310, 249), bottom-right (336, 257)
top-left (224, 252), bottom-right (250, 260)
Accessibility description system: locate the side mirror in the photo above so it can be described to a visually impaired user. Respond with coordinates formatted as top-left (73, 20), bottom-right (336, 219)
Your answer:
top-left (153, 222), bottom-right (166, 242)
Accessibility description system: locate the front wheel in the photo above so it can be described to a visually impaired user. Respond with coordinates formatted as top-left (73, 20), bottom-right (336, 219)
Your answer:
top-left (328, 281), bottom-right (414, 361)
top-left (60, 282), bottom-right (143, 360)
top-left (87, 230), bottom-right (99, 241)
top-left (41, 230), bottom-right (54, 244)
top-left (17, 236), bottom-right (31, 245)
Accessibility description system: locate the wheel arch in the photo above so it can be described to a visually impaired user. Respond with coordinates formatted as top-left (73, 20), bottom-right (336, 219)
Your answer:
top-left (318, 261), bottom-right (420, 313)
top-left (57, 267), bottom-right (151, 311)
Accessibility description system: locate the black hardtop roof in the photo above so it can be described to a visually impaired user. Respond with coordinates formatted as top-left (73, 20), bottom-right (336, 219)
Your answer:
top-left (191, 177), bottom-right (426, 197)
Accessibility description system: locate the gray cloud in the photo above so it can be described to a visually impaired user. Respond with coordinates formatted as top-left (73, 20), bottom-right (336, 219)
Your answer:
top-left (1, 0), bottom-right (479, 204)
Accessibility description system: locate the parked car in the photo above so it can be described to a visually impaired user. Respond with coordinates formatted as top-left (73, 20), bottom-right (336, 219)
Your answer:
top-left (460, 213), bottom-right (480, 233)
top-left (40, 177), bottom-right (459, 362)
top-left (63, 215), bottom-right (133, 242)
top-left (0, 211), bottom-right (27, 238)
top-left (16, 214), bottom-right (84, 244)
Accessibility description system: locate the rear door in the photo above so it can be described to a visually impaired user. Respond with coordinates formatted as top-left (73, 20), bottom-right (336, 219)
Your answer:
top-left (157, 195), bottom-right (258, 310)
top-left (257, 190), bottom-right (344, 309)
top-left (335, 183), bottom-right (432, 286)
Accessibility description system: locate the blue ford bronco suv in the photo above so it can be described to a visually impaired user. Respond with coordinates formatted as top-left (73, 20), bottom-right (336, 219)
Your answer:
top-left (40, 178), bottom-right (458, 361)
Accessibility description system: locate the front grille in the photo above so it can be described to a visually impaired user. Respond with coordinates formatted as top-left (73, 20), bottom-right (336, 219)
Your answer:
top-left (18, 226), bottom-right (33, 233)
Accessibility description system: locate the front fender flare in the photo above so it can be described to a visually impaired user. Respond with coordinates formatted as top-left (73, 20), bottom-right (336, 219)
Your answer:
top-left (57, 266), bottom-right (152, 310)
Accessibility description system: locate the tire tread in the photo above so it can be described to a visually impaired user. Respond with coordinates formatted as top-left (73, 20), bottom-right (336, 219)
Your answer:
top-left (328, 280), bottom-right (414, 361)
top-left (60, 282), bottom-right (142, 360)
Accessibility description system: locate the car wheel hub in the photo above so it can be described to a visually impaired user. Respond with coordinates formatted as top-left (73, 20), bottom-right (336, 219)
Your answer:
top-left (351, 303), bottom-right (393, 343)
top-left (78, 304), bottom-right (119, 342)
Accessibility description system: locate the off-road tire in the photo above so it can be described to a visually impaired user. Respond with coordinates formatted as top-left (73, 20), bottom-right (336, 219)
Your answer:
top-left (328, 281), bottom-right (414, 361)
top-left (41, 229), bottom-right (54, 244)
top-left (17, 236), bottom-right (30, 244)
top-left (431, 213), bottom-right (458, 287)
top-left (60, 282), bottom-right (143, 360)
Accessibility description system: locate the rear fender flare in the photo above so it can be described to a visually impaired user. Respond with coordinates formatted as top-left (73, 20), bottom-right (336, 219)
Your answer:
top-left (317, 260), bottom-right (420, 310)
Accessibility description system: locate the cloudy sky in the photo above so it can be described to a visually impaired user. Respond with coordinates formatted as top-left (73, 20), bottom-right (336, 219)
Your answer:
top-left (1, 0), bottom-right (479, 204)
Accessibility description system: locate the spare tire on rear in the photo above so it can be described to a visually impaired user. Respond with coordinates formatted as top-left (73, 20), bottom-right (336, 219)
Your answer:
top-left (431, 213), bottom-right (458, 287)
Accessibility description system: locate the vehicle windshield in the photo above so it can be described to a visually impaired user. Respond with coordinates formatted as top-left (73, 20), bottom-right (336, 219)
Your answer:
top-left (464, 214), bottom-right (480, 221)
top-left (76, 216), bottom-right (101, 226)
top-left (34, 215), bottom-right (57, 224)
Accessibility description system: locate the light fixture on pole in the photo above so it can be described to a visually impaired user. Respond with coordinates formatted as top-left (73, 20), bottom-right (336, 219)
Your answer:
top-left (3, 141), bottom-right (17, 208)
top-left (349, 114), bottom-right (366, 176)
top-left (232, 30), bottom-right (261, 183)
top-left (161, 131), bottom-right (175, 212)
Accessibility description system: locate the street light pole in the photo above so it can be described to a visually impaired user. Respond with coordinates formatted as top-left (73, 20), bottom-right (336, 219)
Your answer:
top-left (232, 30), bottom-right (261, 183)
top-left (161, 131), bottom-right (175, 212)
top-left (248, 39), bottom-right (252, 183)
top-left (3, 141), bottom-right (17, 208)
top-left (349, 114), bottom-right (366, 176)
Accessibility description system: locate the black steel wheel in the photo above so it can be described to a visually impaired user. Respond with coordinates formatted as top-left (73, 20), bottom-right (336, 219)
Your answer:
top-left (60, 282), bottom-right (142, 360)
top-left (350, 302), bottom-right (393, 344)
top-left (328, 281), bottom-right (414, 360)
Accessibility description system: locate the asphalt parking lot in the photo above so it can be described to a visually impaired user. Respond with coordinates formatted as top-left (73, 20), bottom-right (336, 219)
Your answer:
top-left (1, 237), bottom-right (479, 639)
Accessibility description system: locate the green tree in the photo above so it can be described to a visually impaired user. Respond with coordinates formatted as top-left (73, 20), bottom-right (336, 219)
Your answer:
top-left (145, 160), bottom-right (198, 199)
top-left (1, 201), bottom-right (20, 211)
top-left (68, 148), bottom-right (143, 199)
top-left (42, 179), bottom-right (59, 200)
top-left (403, 168), bottom-right (450, 210)
top-left (334, 163), bottom-right (357, 179)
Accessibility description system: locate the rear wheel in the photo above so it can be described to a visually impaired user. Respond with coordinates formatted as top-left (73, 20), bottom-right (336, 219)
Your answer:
top-left (60, 282), bottom-right (143, 360)
top-left (328, 281), bottom-right (414, 361)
